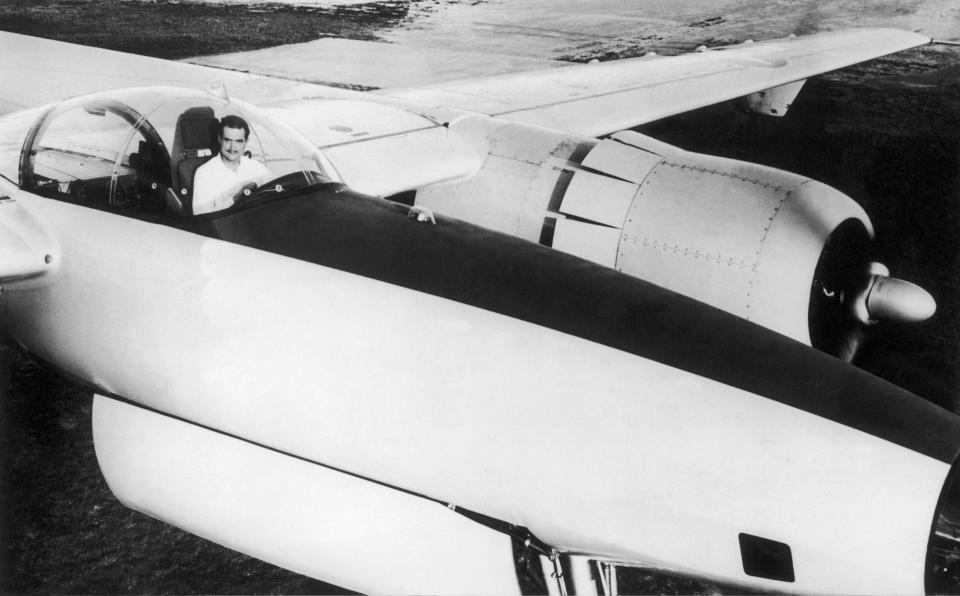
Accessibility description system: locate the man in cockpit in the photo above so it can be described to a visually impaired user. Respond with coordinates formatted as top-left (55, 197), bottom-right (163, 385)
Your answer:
top-left (192, 115), bottom-right (269, 215)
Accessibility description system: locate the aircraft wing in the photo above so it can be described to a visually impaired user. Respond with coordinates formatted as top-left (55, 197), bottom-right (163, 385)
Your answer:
top-left (2, 28), bottom-right (929, 136)
top-left (375, 28), bottom-right (930, 136)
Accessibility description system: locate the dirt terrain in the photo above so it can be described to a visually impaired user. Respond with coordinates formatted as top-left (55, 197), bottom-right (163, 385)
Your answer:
top-left (1, 1), bottom-right (959, 594)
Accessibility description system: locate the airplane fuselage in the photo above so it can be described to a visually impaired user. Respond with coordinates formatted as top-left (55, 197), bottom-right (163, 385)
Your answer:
top-left (3, 176), bottom-right (958, 593)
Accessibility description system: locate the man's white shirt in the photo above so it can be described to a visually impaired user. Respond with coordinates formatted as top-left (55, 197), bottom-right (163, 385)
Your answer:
top-left (193, 155), bottom-right (270, 215)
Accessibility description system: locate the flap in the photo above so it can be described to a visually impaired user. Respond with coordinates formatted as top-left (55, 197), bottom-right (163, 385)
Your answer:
top-left (264, 100), bottom-right (487, 196)
top-left (321, 127), bottom-right (485, 197)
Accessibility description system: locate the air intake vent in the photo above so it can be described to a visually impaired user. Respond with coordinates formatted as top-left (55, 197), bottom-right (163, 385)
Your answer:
top-left (739, 533), bottom-right (795, 582)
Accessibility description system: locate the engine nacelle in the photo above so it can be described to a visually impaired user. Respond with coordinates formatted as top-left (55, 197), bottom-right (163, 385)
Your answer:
top-left (417, 120), bottom-right (909, 358)
top-left (594, 130), bottom-right (872, 348)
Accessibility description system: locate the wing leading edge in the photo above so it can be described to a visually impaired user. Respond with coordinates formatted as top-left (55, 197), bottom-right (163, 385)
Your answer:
top-left (375, 28), bottom-right (931, 136)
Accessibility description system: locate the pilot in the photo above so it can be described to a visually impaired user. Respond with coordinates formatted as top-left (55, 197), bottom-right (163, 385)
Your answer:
top-left (192, 115), bottom-right (269, 215)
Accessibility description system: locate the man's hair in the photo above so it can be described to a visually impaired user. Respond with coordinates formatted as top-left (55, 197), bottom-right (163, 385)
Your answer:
top-left (219, 115), bottom-right (250, 140)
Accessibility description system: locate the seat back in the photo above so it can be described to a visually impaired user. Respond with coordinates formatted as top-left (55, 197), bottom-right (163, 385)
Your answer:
top-left (170, 107), bottom-right (219, 215)
top-left (126, 139), bottom-right (170, 214)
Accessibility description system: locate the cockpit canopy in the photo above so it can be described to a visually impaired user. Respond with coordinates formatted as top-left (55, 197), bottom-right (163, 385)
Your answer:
top-left (0, 86), bottom-right (332, 216)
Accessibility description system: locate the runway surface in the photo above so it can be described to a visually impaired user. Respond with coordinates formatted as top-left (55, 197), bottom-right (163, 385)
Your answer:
top-left (1, 1), bottom-right (959, 593)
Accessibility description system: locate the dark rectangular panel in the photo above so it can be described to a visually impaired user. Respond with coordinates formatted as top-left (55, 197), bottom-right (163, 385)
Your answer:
top-left (739, 533), bottom-right (795, 583)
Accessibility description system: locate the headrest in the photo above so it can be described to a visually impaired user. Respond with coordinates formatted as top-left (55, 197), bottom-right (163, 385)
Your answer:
top-left (175, 106), bottom-right (218, 153)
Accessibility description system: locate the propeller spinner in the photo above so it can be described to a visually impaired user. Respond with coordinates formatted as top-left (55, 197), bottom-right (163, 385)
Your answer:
top-left (847, 262), bottom-right (937, 326)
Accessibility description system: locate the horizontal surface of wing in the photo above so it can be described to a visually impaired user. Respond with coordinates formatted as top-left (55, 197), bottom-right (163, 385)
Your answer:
top-left (0, 32), bottom-right (362, 114)
top-left (375, 28), bottom-right (930, 136)
top-left (190, 37), bottom-right (569, 89)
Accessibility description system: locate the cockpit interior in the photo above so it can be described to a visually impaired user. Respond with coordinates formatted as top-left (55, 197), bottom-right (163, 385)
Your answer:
top-left (0, 87), bottom-right (331, 217)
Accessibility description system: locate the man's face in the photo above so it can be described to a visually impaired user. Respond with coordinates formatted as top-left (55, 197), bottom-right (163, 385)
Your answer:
top-left (219, 126), bottom-right (247, 163)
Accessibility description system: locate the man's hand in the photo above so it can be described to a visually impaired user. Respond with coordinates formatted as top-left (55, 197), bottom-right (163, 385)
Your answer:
top-left (231, 181), bottom-right (260, 205)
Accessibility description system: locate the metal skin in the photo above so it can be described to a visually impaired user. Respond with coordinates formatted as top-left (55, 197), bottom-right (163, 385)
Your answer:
top-left (278, 101), bottom-right (932, 359)
top-left (0, 28), bottom-right (937, 356)
top-left (0, 193), bottom-right (59, 280)
top-left (91, 394), bottom-right (524, 595)
top-left (0, 27), bottom-right (951, 594)
top-left (3, 167), bottom-right (960, 593)
top-left (406, 117), bottom-right (876, 350)
top-left (372, 29), bottom-right (930, 137)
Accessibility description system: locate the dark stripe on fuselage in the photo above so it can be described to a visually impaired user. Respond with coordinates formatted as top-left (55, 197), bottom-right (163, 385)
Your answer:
top-left (177, 185), bottom-right (960, 463)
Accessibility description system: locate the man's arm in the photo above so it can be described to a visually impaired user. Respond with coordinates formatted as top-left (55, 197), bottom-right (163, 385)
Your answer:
top-left (191, 162), bottom-right (217, 215)
top-left (235, 159), bottom-right (272, 199)
top-left (248, 158), bottom-right (271, 185)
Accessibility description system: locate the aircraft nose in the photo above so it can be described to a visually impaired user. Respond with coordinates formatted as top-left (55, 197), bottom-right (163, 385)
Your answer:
top-left (926, 457), bottom-right (960, 593)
